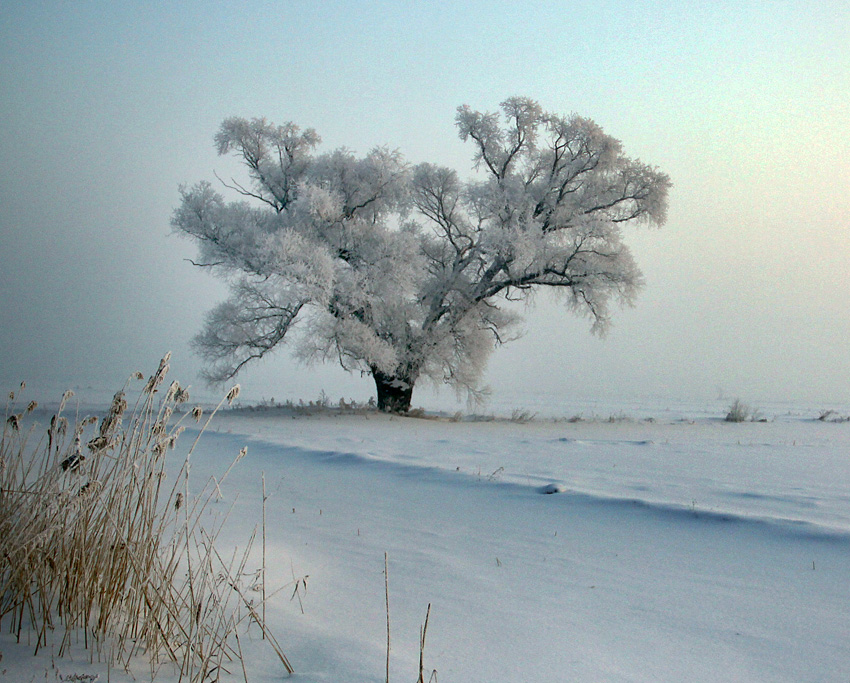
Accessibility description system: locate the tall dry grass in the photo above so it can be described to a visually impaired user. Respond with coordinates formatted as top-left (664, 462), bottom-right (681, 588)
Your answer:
top-left (0, 354), bottom-right (292, 681)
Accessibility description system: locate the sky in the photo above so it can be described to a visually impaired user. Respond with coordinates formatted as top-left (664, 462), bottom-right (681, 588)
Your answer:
top-left (1, 0), bottom-right (848, 408)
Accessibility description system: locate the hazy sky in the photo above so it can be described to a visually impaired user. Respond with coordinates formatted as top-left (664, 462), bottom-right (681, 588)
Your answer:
top-left (1, 1), bottom-right (848, 407)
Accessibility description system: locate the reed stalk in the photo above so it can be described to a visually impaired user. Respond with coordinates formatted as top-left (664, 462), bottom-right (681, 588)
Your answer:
top-left (0, 357), bottom-right (290, 681)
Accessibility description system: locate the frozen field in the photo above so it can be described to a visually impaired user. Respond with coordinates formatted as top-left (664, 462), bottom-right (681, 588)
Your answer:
top-left (3, 399), bottom-right (850, 682)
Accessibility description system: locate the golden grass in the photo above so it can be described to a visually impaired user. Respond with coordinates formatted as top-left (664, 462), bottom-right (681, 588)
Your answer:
top-left (0, 355), bottom-right (291, 681)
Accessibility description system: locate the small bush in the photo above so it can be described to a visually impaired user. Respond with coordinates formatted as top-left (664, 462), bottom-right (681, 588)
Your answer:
top-left (510, 408), bottom-right (536, 424)
top-left (818, 409), bottom-right (850, 423)
top-left (725, 398), bottom-right (761, 422)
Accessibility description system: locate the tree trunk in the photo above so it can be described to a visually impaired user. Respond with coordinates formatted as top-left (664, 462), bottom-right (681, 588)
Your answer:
top-left (372, 369), bottom-right (414, 413)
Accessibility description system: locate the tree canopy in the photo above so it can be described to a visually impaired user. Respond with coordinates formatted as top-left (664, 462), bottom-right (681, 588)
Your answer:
top-left (173, 97), bottom-right (671, 411)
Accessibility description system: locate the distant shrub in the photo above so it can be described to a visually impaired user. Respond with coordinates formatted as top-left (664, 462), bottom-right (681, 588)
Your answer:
top-left (510, 408), bottom-right (536, 424)
top-left (818, 410), bottom-right (850, 423)
top-left (725, 398), bottom-right (761, 422)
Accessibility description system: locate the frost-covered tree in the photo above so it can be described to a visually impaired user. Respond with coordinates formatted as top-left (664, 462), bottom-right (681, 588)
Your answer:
top-left (174, 98), bottom-right (670, 412)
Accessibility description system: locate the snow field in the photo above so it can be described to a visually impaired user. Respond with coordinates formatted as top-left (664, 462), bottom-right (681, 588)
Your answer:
top-left (2, 405), bottom-right (849, 682)
top-left (196, 409), bottom-right (850, 682)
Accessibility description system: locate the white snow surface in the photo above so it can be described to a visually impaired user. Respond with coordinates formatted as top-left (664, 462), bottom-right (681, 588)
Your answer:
top-left (3, 402), bottom-right (850, 682)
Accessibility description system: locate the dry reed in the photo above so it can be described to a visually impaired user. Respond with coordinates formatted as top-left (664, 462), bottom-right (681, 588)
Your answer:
top-left (0, 356), bottom-right (291, 681)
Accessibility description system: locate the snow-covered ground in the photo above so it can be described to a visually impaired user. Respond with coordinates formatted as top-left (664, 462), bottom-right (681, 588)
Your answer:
top-left (3, 400), bottom-right (850, 682)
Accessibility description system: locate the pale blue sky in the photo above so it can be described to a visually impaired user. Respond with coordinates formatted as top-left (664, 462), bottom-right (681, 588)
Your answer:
top-left (1, 1), bottom-right (848, 406)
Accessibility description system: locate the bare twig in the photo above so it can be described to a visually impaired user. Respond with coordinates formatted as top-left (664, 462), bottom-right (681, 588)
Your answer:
top-left (417, 603), bottom-right (432, 683)
top-left (385, 552), bottom-right (390, 683)
top-left (262, 471), bottom-right (267, 636)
